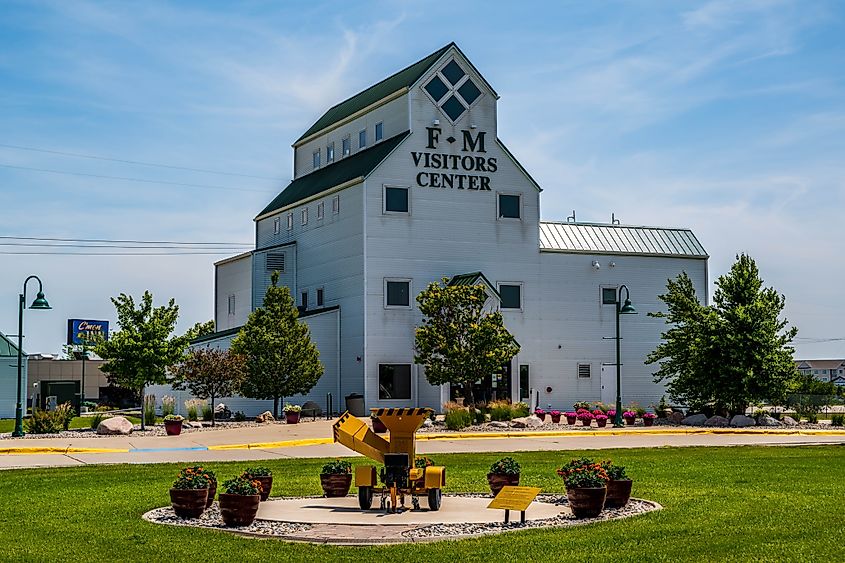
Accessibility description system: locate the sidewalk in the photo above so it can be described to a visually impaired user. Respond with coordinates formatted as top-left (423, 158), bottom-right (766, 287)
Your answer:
top-left (2, 419), bottom-right (844, 469)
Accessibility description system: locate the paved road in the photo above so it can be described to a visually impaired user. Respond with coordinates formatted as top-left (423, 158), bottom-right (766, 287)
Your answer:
top-left (1, 420), bottom-right (843, 469)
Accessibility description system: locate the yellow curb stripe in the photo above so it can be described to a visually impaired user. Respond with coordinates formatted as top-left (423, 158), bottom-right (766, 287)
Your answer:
top-left (0, 446), bottom-right (129, 455)
top-left (208, 437), bottom-right (334, 451)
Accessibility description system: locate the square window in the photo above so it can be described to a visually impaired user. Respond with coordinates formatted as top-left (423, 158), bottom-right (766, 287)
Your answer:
top-left (312, 149), bottom-right (320, 169)
top-left (441, 60), bottom-right (466, 85)
top-left (499, 284), bottom-right (521, 309)
top-left (441, 95), bottom-right (466, 121)
top-left (384, 186), bottom-right (409, 213)
top-left (301, 291), bottom-right (308, 309)
top-left (602, 287), bottom-right (617, 305)
top-left (316, 201), bottom-right (324, 220)
top-left (287, 213), bottom-right (293, 230)
top-left (301, 208), bottom-right (308, 225)
top-left (578, 364), bottom-right (591, 378)
top-left (424, 75), bottom-right (449, 102)
top-left (273, 217), bottom-right (280, 234)
top-left (379, 364), bottom-right (411, 400)
top-left (498, 194), bottom-right (521, 219)
top-left (326, 142), bottom-right (335, 163)
top-left (316, 288), bottom-right (324, 307)
top-left (386, 280), bottom-right (410, 307)
top-left (342, 136), bottom-right (351, 157)
top-left (375, 122), bottom-right (383, 142)
top-left (332, 194), bottom-right (340, 214)
top-left (359, 129), bottom-right (367, 149)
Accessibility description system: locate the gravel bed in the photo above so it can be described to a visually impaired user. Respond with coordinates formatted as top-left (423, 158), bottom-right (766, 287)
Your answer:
top-left (402, 494), bottom-right (659, 540)
top-left (143, 504), bottom-right (312, 536)
top-left (0, 420), bottom-right (308, 440)
top-left (417, 419), bottom-right (832, 433)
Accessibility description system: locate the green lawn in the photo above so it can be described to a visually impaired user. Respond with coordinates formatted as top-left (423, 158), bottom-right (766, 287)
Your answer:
top-left (0, 415), bottom-right (143, 433)
top-left (0, 447), bottom-right (843, 561)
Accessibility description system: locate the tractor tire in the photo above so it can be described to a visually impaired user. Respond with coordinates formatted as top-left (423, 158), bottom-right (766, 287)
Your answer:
top-left (427, 488), bottom-right (442, 511)
top-left (358, 486), bottom-right (373, 510)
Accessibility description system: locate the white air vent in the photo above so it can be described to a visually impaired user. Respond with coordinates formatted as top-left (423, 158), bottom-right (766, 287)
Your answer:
top-left (266, 253), bottom-right (285, 273)
top-left (577, 363), bottom-right (591, 379)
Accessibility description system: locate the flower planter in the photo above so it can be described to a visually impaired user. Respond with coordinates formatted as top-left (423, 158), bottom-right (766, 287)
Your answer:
top-left (219, 493), bottom-right (261, 526)
top-left (566, 486), bottom-right (606, 518)
top-left (320, 473), bottom-right (352, 497)
top-left (535, 412), bottom-right (546, 422)
top-left (566, 416), bottom-right (577, 425)
top-left (643, 417), bottom-right (654, 427)
top-left (169, 488), bottom-right (208, 518)
top-left (581, 419), bottom-right (593, 427)
top-left (372, 417), bottom-right (387, 433)
top-left (285, 411), bottom-right (301, 424)
top-left (604, 479), bottom-right (633, 509)
top-left (206, 481), bottom-right (217, 508)
top-left (596, 418), bottom-right (608, 428)
top-left (164, 420), bottom-right (183, 436)
top-left (251, 476), bottom-right (273, 501)
top-left (551, 414), bottom-right (562, 423)
top-left (624, 417), bottom-right (636, 426)
top-left (487, 472), bottom-right (520, 496)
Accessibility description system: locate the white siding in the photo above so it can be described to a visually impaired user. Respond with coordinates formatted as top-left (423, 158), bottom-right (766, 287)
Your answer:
top-left (0, 354), bottom-right (25, 419)
top-left (215, 254), bottom-right (252, 330)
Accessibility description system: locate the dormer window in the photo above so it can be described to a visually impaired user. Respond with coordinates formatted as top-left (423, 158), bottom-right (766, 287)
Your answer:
top-left (423, 59), bottom-right (483, 123)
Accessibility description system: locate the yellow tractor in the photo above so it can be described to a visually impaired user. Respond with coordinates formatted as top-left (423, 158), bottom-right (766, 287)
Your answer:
top-left (332, 407), bottom-right (446, 513)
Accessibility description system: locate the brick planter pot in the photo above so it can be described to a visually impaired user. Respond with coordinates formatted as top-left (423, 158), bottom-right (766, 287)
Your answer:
top-left (604, 479), bottom-right (633, 509)
top-left (487, 472), bottom-right (520, 496)
top-left (169, 488), bottom-right (208, 519)
top-left (320, 473), bottom-right (352, 497)
top-left (566, 486), bottom-right (606, 518)
top-left (218, 493), bottom-right (260, 527)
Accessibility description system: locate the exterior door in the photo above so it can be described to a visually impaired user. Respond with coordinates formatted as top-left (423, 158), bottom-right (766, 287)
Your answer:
top-left (600, 364), bottom-right (617, 406)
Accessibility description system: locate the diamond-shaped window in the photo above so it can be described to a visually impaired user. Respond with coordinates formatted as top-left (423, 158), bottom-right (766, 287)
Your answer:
top-left (441, 95), bottom-right (466, 121)
top-left (457, 79), bottom-right (481, 105)
top-left (441, 60), bottom-right (466, 86)
top-left (424, 75), bottom-right (449, 102)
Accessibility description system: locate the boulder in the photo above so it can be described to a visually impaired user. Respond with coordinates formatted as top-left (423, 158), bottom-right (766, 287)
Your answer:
top-left (730, 415), bottom-right (756, 428)
top-left (782, 416), bottom-right (798, 426)
top-left (757, 415), bottom-right (782, 427)
top-left (681, 414), bottom-right (707, 426)
top-left (184, 421), bottom-right (203, 428)
top-left (255, 411), bottom-right (275, 423)
top-left (422, 418), bottom-right (433, 428)
top-left (511, 415), bottom-right (543, 429)
top-left (214, 403), bottom-right (231, 419)
top-left (704, 415), bottom-right (730, 427)
top-left (488, 421), bottom-right (509, 428)
top-left (668, 412), bottom-right (685, 424)
top-left (302, 401), bottom-right (323, 417)
top-left (96, 416), bottom-right (133, 435)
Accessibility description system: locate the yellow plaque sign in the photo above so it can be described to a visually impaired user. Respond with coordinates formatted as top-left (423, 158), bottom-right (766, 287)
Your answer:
top-left (487, 486), bottom-right (542, 512)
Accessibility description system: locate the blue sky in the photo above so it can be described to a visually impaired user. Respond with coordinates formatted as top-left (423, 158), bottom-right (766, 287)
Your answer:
top-left (0, 0), bottom-right (843, 357)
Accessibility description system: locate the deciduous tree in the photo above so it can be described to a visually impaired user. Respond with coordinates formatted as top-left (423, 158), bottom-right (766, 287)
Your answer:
top-left (414, 278), bottom-right (520, 406)
top-left (172, 348), bottom-right (245, 426)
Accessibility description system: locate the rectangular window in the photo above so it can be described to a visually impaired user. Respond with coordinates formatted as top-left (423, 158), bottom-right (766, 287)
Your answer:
top-left (342, 136), bottom-right (351, 157)
top-left (301, 207), bottom-right (308, 225)
top-left (301, 291), bottom-right (308, 309)
top-left (384, 186), bottom-right (409, 213)
top-left (519, 365), bottom-right (529, 401)
top-left (273, 217), bottom-right (280, 234)
top-left (312, 149), bottom-right (320, 169)
top-left (316, 287), bottom-right (324, 307)
top-left (375, 121), bottom-right (383, 142)
top-left (287, 213), bottom-right (293, 230)
top-left (602, 287), bottom-right (617, 305)
top-left (227, 294), bottom-right (236, 316)
top-left (498, 193), bottom-right (521, 219)
top-left (379, 364), bottom-right (411, 400)
top-left (359, 129), bottom-right (367, 149)
top-left (316, 201), bottom-right (325, 220)
top-left (326, 142), bottom-right (335, 163)
top-left (578, 364), bottom-right (591, 379)
top-left (266, 253), bottom-right (285, 273)
top-left (385, 279), bottom-right (411, 308)
top-left (332, 194), bottom-right (340, 214)
top-left (498, 283), bottom-right (522, 310)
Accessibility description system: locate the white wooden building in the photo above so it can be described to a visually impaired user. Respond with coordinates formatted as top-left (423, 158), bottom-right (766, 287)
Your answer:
top-left (160, 43), bottom-right (708, 416)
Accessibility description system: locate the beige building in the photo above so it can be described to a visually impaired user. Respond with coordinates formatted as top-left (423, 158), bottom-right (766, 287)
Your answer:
top-left (26, 355), bottom-right (108, 409)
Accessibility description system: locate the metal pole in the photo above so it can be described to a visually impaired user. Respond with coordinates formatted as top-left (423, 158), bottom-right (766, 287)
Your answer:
top-left (80, 343), bottom-right (86, 413)
top-left (614, 292), bottom-right (623, 428)
top-left (12, 292), bottom-right (25, 437)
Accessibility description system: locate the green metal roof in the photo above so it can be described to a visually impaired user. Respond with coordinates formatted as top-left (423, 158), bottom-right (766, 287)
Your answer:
top-left (257, 131), bottom-right (409, 219)
top-left (295, 43), bottom-right (453, 143)
top-left (447, 271), bottom-right (501, 299)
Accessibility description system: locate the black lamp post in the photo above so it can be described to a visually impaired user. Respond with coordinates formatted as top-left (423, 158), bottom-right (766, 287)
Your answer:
top-left (12, 276), bottom-right (51, 438)
top-left (613, 284), bottom-right (636, 428)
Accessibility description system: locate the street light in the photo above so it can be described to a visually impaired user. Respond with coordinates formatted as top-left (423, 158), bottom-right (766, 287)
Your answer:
top-left (613, 284), bottom-right (636, 428)
top-left (12, 275), bottom-right (51, 437)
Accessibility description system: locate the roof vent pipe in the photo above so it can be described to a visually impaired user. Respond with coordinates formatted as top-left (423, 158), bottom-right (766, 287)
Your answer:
top-left (612, 213), bottom-right (620, 225)
top-left (566, 210), bottom-right (576, 223)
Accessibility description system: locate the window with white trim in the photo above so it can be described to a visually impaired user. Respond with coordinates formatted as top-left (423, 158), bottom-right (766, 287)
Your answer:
top-left (602, 287), bottom-right (618, 305)
top-left (301, 207), bottom-right (308, 225)
top-left (497, 193), bottom-right (521, 219)
top-left (384, 278), bottom-right (411, 308)
top-left (312, 149), bottom-right (320, 169)
top-left (498, 283), bottom-right (522, 310)
top-left (287, 213), bottom-right (293, 230)
top-left (375, 121), bottom-right (384, 142)
top-left (342, 136), bottom-right (351, 157)
top-left (273, 217), bottom-right (280, 234)
top-left (332, 194), bottom-right (340, 214)
top-left (383, 185), bottom-right (409, 214)
top-left (316, 287), bottom-right (324, 307)
top-left (578, 364), bottom-right (591, 379)
top-left (316, 201), bottom-right (325, 220)
top-left (326, 142), bottom-right (335, 163)
top-left (358, 129), bottom-right (367, 149)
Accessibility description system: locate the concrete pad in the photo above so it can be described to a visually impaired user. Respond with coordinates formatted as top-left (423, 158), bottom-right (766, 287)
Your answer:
top-left (256, 495), bottom-right (566, 525)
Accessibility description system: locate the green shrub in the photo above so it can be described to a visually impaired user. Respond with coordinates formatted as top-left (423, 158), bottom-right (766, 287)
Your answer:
top-left (161, 395), bottom-right (176, 418)
top-left (89, 412), bottom-right (109, 430)
top-left (511, 401), bottom-right (529, 418)
top-left (489, 400), bottom-right (513, 422)
top-left (600, 460), bottom-right (630, 480)
top-left (831, 414), bottom-right (844, 427)
top-left (321, 459), bottom-right (352, 474)
top-left (243, 466), bottom-right (272, 477)
top-left (233, 411), bottom-right (246, 422)
top-left (143, 395), bottom-right (156, 426)
top-left (489, 456), bottom-right (520, 475)
top-left (55, 402), bottom-right (76, 431)
top-left (223, 476), bottom-right (261, 496)
top-left (201, 403), bottom-right (214, 421)
top-left (806, 413), bottom-right (818, 424)
top-left (473, 408), bottom-right (486, 425)
top-left (444, 406), bottom-right (473, 430)
top-left (185, 399), bottom-right (200, 422)
top-left (25, 408), bottom-right (63, 434)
